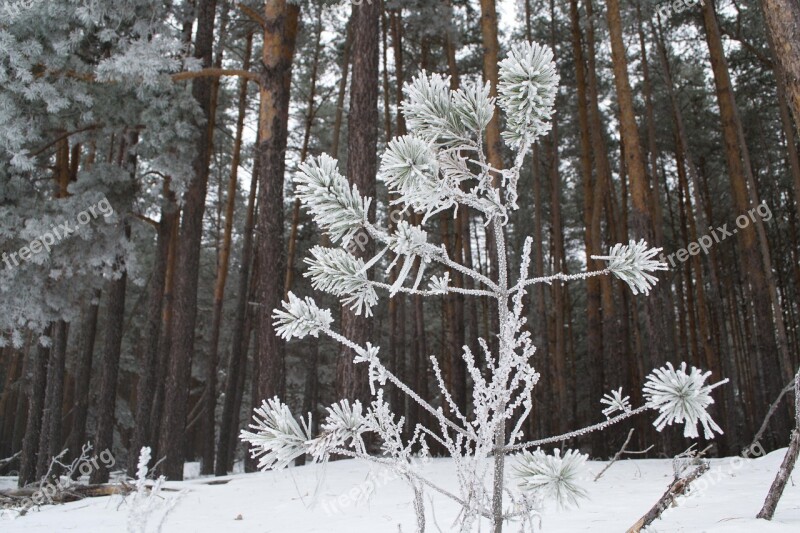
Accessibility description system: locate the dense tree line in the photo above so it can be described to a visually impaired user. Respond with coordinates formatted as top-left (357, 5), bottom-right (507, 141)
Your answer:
top-left (1, 0), bottom-right (800, 483)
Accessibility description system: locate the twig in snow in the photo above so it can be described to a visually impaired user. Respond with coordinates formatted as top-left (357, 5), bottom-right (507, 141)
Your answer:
top-left (594, 429), bottom-right (651, 481)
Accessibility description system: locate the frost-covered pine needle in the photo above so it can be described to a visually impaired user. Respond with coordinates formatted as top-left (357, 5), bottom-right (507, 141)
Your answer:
top-left (643, 362), bottom-right (728, 439)
top-left (592, 239), bottom-right (667, 295)
top-left (272, 292), bottom-right (333, 340)
top-left (600, 387), bottom-right (631, 418)
top-left (240, 397), bottom-right (313, 470)
top-left (513, 448), bottom-right (588, 508)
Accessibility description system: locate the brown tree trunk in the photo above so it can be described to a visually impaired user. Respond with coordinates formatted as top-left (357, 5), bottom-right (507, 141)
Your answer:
top-left (18, 328), bottom-right (51, 487)
top-left (254, 0), bottom-right (300, 407)
top-left (761, 0), bottom-right (800, 137)
top-left (66, 292), bottom-right (100, 471)
top-left (216, 135), bottom-right (260, 476)
top-left (478, 0), bottom-right (503, 358)
top-left (606, 0), bottom-right (666, 377)
top-left (90, 223), bottom-right (130, 485)
top-left (337, 0), bottom-right (379, 404)
top-left (151, 207), bottom-right (179, 461)
top-left (158, 0), bottom-right (218, 480)
top-left (653, 16), bottom-right (742, 442)
top-left (285, 10), bottom-right (321, 297)
top-left (35, 320), bottom-right (69, 479)
top-left (200, 30), bottom-right (254, 477)
top-left (129, 185), bottom-right (178, 476)
top-left (702, 0), bottom-right (786, 426)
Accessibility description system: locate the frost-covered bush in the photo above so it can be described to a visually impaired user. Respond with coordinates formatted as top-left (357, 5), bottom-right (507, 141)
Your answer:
top-left (242, 41), bottom-right (727, 531)
top-left (126, 447), bottom-right (181, 533)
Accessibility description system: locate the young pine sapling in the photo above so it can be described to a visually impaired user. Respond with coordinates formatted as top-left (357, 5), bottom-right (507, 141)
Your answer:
top-left (242, 41), bottom-right (727, 532)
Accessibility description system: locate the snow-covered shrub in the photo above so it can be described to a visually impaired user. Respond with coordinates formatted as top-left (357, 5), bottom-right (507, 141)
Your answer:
top-left (242, 41), bottom-right (727, 531)
top-left (126, 447), bottom-right (181, 533)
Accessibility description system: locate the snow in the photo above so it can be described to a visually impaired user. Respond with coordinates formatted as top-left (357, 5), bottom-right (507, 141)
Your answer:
top-left (1, 449), bottom-right (798, 532)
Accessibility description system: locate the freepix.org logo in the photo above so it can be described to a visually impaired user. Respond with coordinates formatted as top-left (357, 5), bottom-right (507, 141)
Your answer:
top-left (656, 0), bottom-right (706, 20)
top-left (1, 197), bottom-right (115, 270)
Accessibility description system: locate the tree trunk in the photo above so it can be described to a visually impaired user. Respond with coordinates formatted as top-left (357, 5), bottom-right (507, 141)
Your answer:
top-left (337, 0), bottom-right (379, 404)
top-left (478, 0), bottom-right (503, 358)
top-left (254, 0), bottom-right (300, 407)
top-left (158, 0), bottom-right (218, 480)
top-left (215, 132), bottom-right (260, 475)
top-left (35, 320), bottom-right (69, 479)
top-left (90, 223), bottom-right (130, 484)
top-left (760, 0), bottom-right (800, 137)
top-left (17, 330), bottom-right (51, 487)
top-left (64, 292), bottom-right (100, 471)
top-left (129, 185), bottom-right (177, 476)
top-left (606, 0), bottom-right (666, 377)
top-left (702, 0), bottom-right (785, 427)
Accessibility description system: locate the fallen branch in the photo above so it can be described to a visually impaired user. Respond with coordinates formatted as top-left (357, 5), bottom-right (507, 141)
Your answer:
top-left (0, 451), bottom-right (20, 469)
top-left (0, 482), bottom-right (127, 504)
top-left (626, 461), bottom-right (710, 533)
top-left (757, 367), bottom-right (800, 520)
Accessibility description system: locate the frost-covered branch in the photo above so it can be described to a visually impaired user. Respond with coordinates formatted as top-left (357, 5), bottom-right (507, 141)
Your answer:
top-left (513, 268), bottom-right (611, 292)
top-left (504, 406), bottom-right (649, 453)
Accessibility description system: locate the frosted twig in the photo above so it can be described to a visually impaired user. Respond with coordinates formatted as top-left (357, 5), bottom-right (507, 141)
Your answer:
top-left (323, 328), bottom-right (477, 443)
top-left (512, 268), bottom-right (610, 292)
top-left (504, 406), bottom-right (649, 452)
top-left (371, 280), bottom-right (495, 298)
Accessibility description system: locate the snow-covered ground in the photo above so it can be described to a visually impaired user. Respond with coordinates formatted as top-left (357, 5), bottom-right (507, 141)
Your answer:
top-left (1, 448), bottom-right (798, 532)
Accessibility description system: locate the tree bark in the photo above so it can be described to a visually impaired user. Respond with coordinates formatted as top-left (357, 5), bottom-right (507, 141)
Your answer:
top-left (337, 0), bottom-right (379, 404)
top-left (90, 224), bottom-right (130, 485)
top-left (158, 0), bottom-right (218, 480)
top-left (18, 328), bottom-right (51, 487)
top-left (760, 0), bottom-right (800, 136)
top-left (129, 184), bottom-right (177, 476)
top-left (35, 320), bottom-right (69, 479)
top-left (606, 0), bottom-right (666, 377)
top-left (254, 0), bottom-right (300, 407)
top-left (702, 0), bottom-right (785, 426)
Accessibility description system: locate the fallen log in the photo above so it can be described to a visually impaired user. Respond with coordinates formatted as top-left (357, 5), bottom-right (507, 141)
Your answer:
top-left (626, 461), bottom-right (710, 533)
top-left (0, 482), bottom-right (129, 506)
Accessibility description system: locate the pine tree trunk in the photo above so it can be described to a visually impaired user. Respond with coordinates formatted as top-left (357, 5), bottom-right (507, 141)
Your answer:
top-left (35, 320), bottom-right (68, 479)
top-left (702, 0), bottom-right (786, 430)
top-left (479, 0), bottom-right (503, 358)
top-left (150, 203), bottom-right (179, 461)
top-left (67, 298), bottom-right (100, 474)
top-left (18, 327), bottom-right (51, 487)
top-left (199, 29), bottom-right (253, 477)
top-left (653, 16), bottom-right (743, 442)
top-left (285, 10), bottom-right (321, 297)
top-left (337, 0), bottom-right (379, 404)
top-left (215, 133), bottom-right (260, 476)
top-left (158, 0), bottom-right (218, 481)
top-left (761, 0), bottom-right (800, 136)
top-left (90, 224), bottom-right (130, 484)
top-left (254, 0), bottom-right (300, 408)
top-left (606, 0), bottom-right (666, 375)
top-left (129, 185), bottom-right (177, 476)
